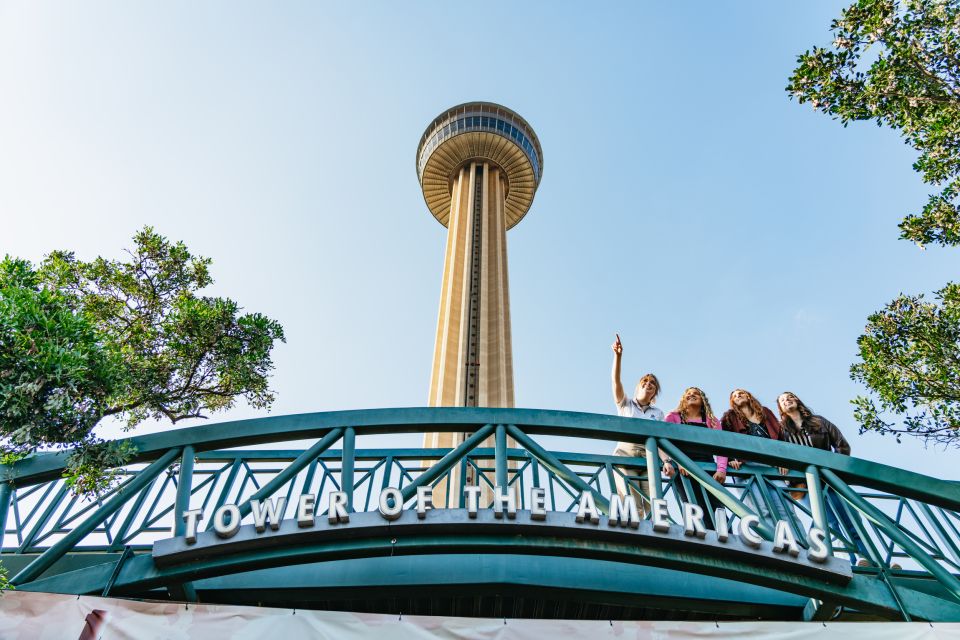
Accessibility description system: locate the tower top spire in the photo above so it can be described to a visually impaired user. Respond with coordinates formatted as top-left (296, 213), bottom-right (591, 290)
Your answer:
top-left (416, 102), bottom-right (543, 229)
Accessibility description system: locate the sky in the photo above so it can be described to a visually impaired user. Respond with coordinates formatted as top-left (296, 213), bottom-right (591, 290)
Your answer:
top-left (0, 2), bottom-right (957, 479)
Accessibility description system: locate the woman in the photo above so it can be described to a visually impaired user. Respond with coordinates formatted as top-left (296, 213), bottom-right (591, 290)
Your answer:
top-left (721, 389), bottom-right (788, 522)
top-left (610, 335), bottom-right (673, 517)
top-left (663, 387), bottom-right (728, 525)
top-left (777, 391), bottom-right (871, 566)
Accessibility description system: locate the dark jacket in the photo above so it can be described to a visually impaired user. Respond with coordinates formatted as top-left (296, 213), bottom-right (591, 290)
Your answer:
top-left (780, 414), bottom-right (851, 455)
top-left (721, 406), bottom-right (782, 440)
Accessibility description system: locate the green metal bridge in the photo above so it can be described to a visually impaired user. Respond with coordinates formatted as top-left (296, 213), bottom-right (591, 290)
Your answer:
top-left (1, 408), bottom-right (959, 622)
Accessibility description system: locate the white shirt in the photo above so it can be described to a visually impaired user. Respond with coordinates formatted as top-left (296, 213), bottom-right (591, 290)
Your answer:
top-left (616, 396), bottom-right (664, 421)
top-left (614, 397), bottom-right (664, 458)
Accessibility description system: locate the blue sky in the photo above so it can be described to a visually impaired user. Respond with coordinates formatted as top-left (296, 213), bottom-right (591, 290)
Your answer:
top-left (1, 2), bottom-right (957, 478)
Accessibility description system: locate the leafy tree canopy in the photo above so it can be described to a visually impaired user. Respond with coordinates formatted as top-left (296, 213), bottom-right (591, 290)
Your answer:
top-left (787, 0), bottom-right (960, 247)
top-left (851, 284), bottom-right (960, 443)
top-left (0, 228), bottom-right (285, 494)
top-left (789, 0), bottom-right (960, 445)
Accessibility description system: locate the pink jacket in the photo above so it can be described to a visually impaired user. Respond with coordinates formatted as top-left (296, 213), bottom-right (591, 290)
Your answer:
top-left (663, 412), bottom-right (728, 474)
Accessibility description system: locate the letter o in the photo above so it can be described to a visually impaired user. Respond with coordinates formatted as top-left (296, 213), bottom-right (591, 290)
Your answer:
top-left (213, 504), bottom-right (241, 539)
top-left (379, 487), bottom-right (403, 521)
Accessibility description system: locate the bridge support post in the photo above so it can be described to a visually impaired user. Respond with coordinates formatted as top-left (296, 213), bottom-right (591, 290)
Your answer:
top-left (171, 446), bottom-right (198, 602)
top-left (174, 446), bottom-right (195, 537)
top-left (342, 428), bottom-right (355, 512)
top-left (804, 466), bottom-right (832, 556)
top-left (0, 480), bottom-right (12, 551)
top-left (495, 425), bottom-right (508, 491)
top-left (645, 437), bottom-right (661, 502)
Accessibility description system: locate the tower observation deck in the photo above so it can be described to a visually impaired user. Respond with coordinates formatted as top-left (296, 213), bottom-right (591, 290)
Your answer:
top-left (416, 102), bottom-right (543, 462)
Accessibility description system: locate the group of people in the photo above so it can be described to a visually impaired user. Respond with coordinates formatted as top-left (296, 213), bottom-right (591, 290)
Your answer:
top-left (610, 335), bottom-right (871, 565)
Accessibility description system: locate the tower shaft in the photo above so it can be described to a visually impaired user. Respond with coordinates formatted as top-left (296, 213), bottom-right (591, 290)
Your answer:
top-left (427, 161), bottom-right (514, 418)
top-left (416, 102), bottom-right (542, 506)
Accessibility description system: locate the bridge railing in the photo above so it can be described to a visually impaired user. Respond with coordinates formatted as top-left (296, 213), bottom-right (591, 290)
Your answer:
top-left (1, 407), bottom-right (959, 621)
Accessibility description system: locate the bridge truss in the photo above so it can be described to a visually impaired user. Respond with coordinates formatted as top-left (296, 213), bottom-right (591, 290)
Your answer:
top-left (1, 408), bottom-right (959, 621)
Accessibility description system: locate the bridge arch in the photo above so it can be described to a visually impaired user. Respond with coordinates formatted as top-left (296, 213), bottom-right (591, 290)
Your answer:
top-left (3, 408), bottom-right (959, 621)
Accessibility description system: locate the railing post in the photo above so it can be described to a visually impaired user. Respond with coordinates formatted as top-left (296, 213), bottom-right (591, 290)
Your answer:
top-left (645, 437), bottom-right (661, 502)
top-left (174, 446), bottom-right (195, 537)
top-left (805, 466), bottom-right (832, 556)
top-left (495, 424), bottom-right (508, 490)
top-left (342, 427), bottom-right (355, 512)
top-left (0, 480), bottom-right (12, 551)
top-left (12, 447), bottom-right (181, 586)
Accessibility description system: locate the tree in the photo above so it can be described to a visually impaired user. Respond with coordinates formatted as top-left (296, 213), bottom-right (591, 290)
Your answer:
top-left (787, 0), bottom-right (960, 248)
top-left (788, 0), bottom-right (960, 444)
top-left (0, 228), bottom-right (285, 493)
top-left (851, 284), bottom-right (960, 443)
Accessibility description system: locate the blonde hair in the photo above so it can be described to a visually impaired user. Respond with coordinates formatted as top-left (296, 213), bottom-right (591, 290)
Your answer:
top-left (674, 387), bottom-right (715, 422)
top-left (634, 373), bottom-right (660, 402)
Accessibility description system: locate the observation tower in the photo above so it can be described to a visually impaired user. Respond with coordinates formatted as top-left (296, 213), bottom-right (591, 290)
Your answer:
top-left (416, 102), bottom-right (543, 460)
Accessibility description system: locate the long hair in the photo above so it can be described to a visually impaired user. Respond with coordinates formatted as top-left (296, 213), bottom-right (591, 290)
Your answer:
top-left (729, 389), bottom-right (765, 425)
top-left (674, 387), bottom-right (715, 423)
top-left (776, 391), bottom-right (813, 429)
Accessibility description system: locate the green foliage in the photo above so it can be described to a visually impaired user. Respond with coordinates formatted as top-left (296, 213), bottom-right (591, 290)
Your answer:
top-left (852, 284), bottom-right (960, 443)
top-left (0, 257), bottom-right (120, 453)
top-left (0, 228), bottom-right (285, 495)
top-left (791, 1), bottom-right (960, 444)
top-left (63, 438), bottom-right (140, 497)
top-left (787, 0), bottom-right (960, 247)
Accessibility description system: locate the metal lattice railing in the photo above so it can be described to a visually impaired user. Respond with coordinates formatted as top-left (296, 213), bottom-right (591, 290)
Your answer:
top-left (1, 407), bottom-right (959, 621)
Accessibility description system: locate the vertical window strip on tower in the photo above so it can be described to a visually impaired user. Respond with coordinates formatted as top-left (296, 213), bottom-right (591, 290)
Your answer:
top-left (464, 164), bottom-right (483, 408)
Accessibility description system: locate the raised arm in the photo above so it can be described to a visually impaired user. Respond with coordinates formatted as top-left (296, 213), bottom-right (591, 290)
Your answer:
top-left (611, 335), bottom-right (625, 405)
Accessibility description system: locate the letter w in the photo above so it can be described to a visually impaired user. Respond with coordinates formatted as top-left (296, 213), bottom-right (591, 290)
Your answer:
top-left (608, 495), bottom-right (641, 528)
top-left (251, 497), bottom-right (287, 533)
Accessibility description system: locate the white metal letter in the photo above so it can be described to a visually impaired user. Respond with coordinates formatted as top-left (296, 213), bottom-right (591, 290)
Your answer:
top-left (608, 494), bottom-right (640, 529)
top-left (739, 514), bottom-right (763, 548)
top-left (529, 487), bottom-right (546, 521)
top-left (464, 486), bottom-right (482, 518)
top-left (651, 498), bottom-right (671, 533)
top-left (575, 492), bottom-right (600, 524)
top-left (328, 491), bottom-right (350, 524)
top-left (213, 504), bottom-right (241, 539)
top-left (183, 509), bottom-right (203, 544)
top-left (250, 497), bottom-right (286, 533)
top-left (493, 486), bottom-right (517, 519)
top-left (297, 493), bottom-right (316, 528)
top-left (683, 502), bottom-right (706, 539)
top-left (807, 527), bottom-right (830, 563)
top-left (773, 520), bottom-right (801, 557)
top-left (416, 486), bottom-right (433, 519)
top-left (378, 487), bottom-right (403, 521)
top-left (714, 508), bottom-right (729, 542)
